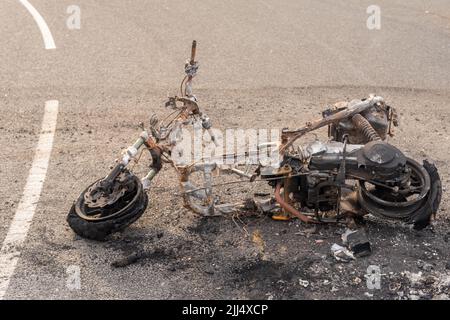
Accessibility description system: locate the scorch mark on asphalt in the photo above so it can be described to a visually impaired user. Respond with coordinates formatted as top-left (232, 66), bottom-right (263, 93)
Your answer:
top-left (18, 0), bottom-right (56, 50)
top-left (0, 100), bottom-right (59, 299)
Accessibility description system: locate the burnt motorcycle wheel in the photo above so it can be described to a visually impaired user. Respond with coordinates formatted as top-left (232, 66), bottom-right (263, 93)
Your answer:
top-left (357, 159), bottom-right (442, 230)
top-left (67, 174), bottom-right (148, 241)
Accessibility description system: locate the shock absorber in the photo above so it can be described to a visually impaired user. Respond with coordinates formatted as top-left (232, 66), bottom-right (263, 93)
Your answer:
top-left (351, 114), bottom-right (381, 141)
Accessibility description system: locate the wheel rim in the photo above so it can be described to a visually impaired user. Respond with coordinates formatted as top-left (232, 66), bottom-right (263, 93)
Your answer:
top-left (358, 158), bottom-right (431, 219)
top-left (75, 174), bottom-right (143, 222)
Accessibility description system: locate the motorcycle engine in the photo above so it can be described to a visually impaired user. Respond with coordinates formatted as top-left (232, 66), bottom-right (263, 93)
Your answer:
top-left (284, 140), bottom-right (409, 211)
top-left (325, 98), bottom-right (395, 144)
top-left (357, 140), bottom-right (407, 182)
top-left (307, 140), bottom-right (408, 183)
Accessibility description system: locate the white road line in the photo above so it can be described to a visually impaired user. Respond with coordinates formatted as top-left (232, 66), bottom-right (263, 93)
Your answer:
top-left (0, 100), bottom-right (59, 299)
top-left (18, 0), bottom-right (56, 50)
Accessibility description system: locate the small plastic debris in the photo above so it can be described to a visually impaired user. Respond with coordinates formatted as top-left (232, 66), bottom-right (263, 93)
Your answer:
top-left (298, 279), bottom-right (310, 288)
top-left (341, 228), bottom-right (372, 257)
top-left (331, 243), bottom-right (355, 262)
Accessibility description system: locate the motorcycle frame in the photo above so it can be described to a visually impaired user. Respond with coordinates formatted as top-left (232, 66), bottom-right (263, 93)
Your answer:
top-left (112, 41), bottom-right (393, 222)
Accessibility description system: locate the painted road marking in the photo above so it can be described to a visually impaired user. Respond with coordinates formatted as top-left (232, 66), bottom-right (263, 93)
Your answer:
top-left (19, 0), bottom-right (56, 50)
top-left (0, 100), bottom-right (59, 299)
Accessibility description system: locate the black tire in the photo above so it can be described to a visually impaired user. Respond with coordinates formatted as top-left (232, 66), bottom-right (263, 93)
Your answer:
top-left (357, 159), bottom-right (442, 230)
top-left (67, 176), bottom-right (148, 241)
top-left (409, 160), bottom-right (442, 230)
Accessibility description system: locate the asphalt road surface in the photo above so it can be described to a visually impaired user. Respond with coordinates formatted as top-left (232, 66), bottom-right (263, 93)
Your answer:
top-left (0, 0), bottom-right (449, 300)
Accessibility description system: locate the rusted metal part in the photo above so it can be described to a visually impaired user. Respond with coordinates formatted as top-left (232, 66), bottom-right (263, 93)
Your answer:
top-left (332, 106), bottom-right (388, 144)
top-left (184, 41), bottom-right (199, 97)
top-left (280, 95), bottom-right (385, 151)
top-left (351, 114), bottom-right (381, 142)
top-left (339, 189), bottom-right (361, 216)
top-left (190, 40), bottom-right (197, 65)
top-left (145, 135), bottom-right (160, 150)
top-left (269, 167), bottom-right (295, 220)
top-left (179, 163), bottom-right (222, 216)
top-left (84, 170), bottom-right (133, 208)
top-left (281, 174), bottom-right (295, 220)
top-left (274, 182), bottom-right (316, 224)
top-left (387, 105), bottom-right (399, 137)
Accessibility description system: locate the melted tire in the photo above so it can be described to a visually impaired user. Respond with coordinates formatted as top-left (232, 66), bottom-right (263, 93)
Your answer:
top-left (67, 176), bottom-right (148, 241)
top-left (409, 160), bottom-right (442, 230)
top-left (358, 159), bottom-right (442, 229)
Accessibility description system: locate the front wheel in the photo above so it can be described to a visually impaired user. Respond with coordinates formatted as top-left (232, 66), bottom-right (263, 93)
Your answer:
top-left (67, 171), bottom-right (148, 241)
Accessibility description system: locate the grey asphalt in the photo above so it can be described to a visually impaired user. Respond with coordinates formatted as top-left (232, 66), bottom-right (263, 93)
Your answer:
top-left (0, 0), bottom-right (449, 299)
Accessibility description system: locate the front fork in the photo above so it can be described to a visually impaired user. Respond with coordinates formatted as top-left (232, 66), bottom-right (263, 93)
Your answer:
top-left (103, 131), bottom-right (161, 191)
top-left (141, 147), bottom-right (162, 190)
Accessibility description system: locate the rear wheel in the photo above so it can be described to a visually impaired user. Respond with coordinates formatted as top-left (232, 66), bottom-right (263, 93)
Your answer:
top-left (357, 159), bottom-right (442, 229)
top-left (67, 171), bottom-right (148, 241)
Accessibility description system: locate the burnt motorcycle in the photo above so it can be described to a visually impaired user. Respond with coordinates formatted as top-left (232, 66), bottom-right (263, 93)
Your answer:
top-left (67, 41), bottom-right (442, 240)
